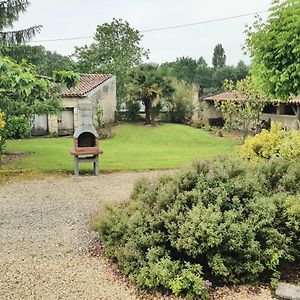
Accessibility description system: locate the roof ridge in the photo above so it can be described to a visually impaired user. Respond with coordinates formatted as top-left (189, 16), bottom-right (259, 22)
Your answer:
top-left (61, 73), bottom-right (113, 98)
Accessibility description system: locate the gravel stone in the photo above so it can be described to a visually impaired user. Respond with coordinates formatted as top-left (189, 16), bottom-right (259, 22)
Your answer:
top-left (0, 171), bottom-right (274, 300)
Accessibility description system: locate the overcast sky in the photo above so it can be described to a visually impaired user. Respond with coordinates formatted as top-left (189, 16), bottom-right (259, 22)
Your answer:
top-left (12, 0), bottom-right (272, 66)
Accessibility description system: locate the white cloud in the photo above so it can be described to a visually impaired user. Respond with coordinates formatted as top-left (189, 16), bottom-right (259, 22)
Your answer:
top-left (13, 0), bottom-right (272, 66)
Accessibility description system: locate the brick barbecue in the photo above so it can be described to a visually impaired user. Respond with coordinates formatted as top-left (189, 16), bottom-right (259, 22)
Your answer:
top-left (70, 101), bottom-right (103, 176)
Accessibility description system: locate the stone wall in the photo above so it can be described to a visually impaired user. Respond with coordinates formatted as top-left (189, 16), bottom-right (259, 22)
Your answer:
top-left (89, 76), bottom-right (117, 127)
top-left (46, 76), bottom-right (116, 135)
top-left (200, 100), bottom-right (223, 120)
top-left (200, 100), bottom-right (300, 130)
top-left (261, 113), bottom-right (299, 130)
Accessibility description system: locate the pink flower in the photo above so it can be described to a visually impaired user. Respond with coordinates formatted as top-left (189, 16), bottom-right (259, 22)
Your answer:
top-left (204, 280), bottom-right (213, 287)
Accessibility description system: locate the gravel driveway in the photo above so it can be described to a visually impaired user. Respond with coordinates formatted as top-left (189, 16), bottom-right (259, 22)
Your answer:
top-left (0, 171), bottom-right (274, 300)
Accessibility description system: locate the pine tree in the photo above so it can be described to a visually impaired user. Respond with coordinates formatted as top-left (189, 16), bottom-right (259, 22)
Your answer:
top-left (212, 43), bottom-right (226, 69)
top-left (0, 0), bottom-right (41, 45)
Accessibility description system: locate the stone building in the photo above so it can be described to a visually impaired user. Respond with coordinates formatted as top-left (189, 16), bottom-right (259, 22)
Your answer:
top-left (201, 91), bottom-right (300, 130)
top-left (31, 74), bottom-right (116, 136)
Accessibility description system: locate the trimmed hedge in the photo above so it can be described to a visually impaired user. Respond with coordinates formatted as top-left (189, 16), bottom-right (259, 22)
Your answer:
top-left (93, 157), bottom-right (300, 299)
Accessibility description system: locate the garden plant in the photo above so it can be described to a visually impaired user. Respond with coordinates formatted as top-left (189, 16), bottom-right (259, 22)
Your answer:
top-left (93, 156), bottom-right (300, 299)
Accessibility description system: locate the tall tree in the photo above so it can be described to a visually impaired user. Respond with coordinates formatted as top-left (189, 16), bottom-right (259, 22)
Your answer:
top-left (0, 56), bottom-right (79, 147)
top-left (246, 0), bottom-right (300, 100)
top-left (0, 0), bottom-right (41, 45)
top-left (168, 56), bottom-right (199, 85)
top-left (75, 18), bottom-right (149, 106)
top-left (127, 64), bottom-right (174, 126)
top-left (212, 44), bottom-right (226, 69)
top-left (2, 45), bottom-right (77, 75)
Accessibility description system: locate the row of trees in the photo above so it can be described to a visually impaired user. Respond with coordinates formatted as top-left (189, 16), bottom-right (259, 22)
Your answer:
top-left (1, 0), bottom-right (299, 143)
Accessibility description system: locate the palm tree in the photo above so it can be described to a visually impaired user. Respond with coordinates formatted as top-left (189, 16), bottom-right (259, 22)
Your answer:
top-left (127, 64), bottom-right (174, 126)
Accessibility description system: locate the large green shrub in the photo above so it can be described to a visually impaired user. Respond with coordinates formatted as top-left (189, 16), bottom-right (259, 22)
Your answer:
top-left (169, 81), bottom-right (196, 124)
top-left (125, 101), bottom-right (141, 122)
top-left (238, 122), bottom-right (300, 161)
top-left (5, 115), bottom-right (30, 139)
top-left (93, 157), bottom-right (300, 298)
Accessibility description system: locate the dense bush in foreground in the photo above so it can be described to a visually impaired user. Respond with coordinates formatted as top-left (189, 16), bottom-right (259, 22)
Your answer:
top-left (93, 157), bottom-right (300, 299)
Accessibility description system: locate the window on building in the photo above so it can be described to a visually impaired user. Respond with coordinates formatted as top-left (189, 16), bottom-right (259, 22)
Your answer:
top-left (263, 104), bottom-right (277, 114)
top-left (283, 104), bottom-right (296, 116)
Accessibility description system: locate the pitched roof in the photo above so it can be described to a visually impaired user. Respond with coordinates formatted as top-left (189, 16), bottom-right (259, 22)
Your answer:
top-left (61, 73), bottom-right (113, 98)
top-left (289, 96), bottom-right (300, 104)
top-left (204, 91), bottom-right (300, 104)
top-left (204, 91), bottom-right (246, 102)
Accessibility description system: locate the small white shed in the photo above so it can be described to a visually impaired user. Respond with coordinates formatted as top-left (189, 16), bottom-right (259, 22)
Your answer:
top-left (31, 73), bottom-right (117, 136)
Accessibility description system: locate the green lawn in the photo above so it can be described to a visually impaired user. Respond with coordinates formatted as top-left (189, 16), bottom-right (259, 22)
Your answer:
top-left (4, 123), bottom-right (239, 172)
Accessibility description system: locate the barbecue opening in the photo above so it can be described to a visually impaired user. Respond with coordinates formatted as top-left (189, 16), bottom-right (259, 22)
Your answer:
top-left (78, 132), bottom-right (96, 148)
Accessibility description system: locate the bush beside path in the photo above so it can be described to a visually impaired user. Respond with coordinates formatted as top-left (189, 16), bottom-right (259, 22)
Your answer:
top-left (0, 171), bottom-right (273, 300)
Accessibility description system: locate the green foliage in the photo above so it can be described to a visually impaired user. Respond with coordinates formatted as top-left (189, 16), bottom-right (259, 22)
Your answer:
top-left (75, 18), bottom-right (149, 103)
top-left (0, 56), bottom-right (78, 149)
top-left (214, 77), bottom-right (265, 141)
top-left (0, 56), bottom-right (78, 118)
top-left (1, 45), bottom-right (77, 76)
top-left (0, 0), bottom-right (41, 46)
top-left (246, 0), bottom-right (300, 99)
top-left (160, 56), bottom-right (249, 97)
top-left (169, 81), bottom-right (196, 124)
top-left (125, 101), bottom-right (141, 122)
top-left (95, 104), bottom-right (105, 129)
top-left (4, 115), bottom-right (30, 139)
top-left (238, 122), bottom-right (300, 161)
top-left (126, 64), bottom-right (175, 126)
top-left (53, 70), bottom-right (80, 89)
top-left (94, 156), bottom-right (300, 298)
top-left (212, 44), bottom-right (226, 69)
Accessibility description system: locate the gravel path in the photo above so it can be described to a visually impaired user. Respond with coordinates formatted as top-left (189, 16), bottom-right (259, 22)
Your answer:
top-left (0, 171), bottom-right (275, 300)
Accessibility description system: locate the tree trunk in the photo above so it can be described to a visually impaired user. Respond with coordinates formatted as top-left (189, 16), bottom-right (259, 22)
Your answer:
top-left (144, 99), bottom-right (151, 125)
top-left (150, 106), bottom-right (156, 126)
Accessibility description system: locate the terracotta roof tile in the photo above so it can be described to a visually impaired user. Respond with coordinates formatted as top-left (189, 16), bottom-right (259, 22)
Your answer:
top-left (204, 91), bottom-right (246, 101)
top-left (289, 96), bottom-right (300, 104)
top-left (61, 73), bottom-right (113, 97)
top-left (204, 92), bottom-right (300, 104)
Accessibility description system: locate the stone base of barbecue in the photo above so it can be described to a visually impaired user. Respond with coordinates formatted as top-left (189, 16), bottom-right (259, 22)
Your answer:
top-left (73, 154), bottom-right (99, 176)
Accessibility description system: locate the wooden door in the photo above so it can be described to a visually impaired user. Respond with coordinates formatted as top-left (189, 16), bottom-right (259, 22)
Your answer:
top-left (31, 114), bottom-right (48, 136)
top-left (58, 109), bottom-right (74, 136)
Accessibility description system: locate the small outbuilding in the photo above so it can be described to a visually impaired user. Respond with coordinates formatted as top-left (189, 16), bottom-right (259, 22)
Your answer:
top-left (200, 91), bottom-right (300, 130)
top-left (31, 73), bottom-right (116, 136)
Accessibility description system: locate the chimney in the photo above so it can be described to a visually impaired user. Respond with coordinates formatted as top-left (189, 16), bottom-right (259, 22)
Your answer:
top-left (78, 100), bottom-right (93, 126)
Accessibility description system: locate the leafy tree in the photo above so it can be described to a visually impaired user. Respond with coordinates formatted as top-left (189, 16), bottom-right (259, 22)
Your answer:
top-left (127, 64), bottom-right (174, 126)
top-left (212, 43), bottom-right (226, 69)
top-left (0, 56), bottom-right (79, 143)
top-left (196, 64), bottom-right (214, 97)
top-left (167, 56), bottom-right (199, 85)
top-left (169, 80), bottom-right (196, 124)
top-left (214, 77), bottom-right (265, 141)
top-left (1, 45), bottom-right (77, 75)
top-left (75, 18), bottom-right (149, 106)
top-left (0, 0), bottom-right (41, 45)
top-left (236, 60), bottom-right (250, 81)
top-left (246, 0), bottom-right (300, 99)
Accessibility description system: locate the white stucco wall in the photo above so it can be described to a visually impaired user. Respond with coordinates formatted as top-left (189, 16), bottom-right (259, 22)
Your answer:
top-left (89, 76), bottom-right (117, 126)
top-left (46, 76), bottom-right (116, 135)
